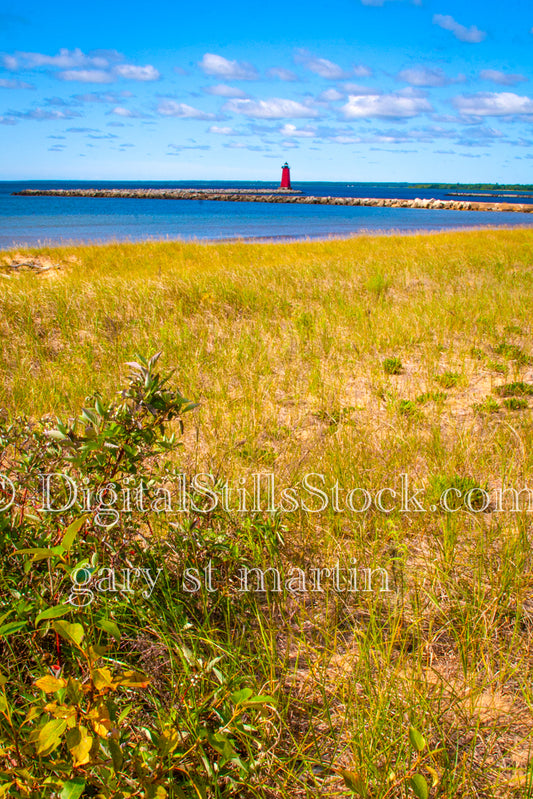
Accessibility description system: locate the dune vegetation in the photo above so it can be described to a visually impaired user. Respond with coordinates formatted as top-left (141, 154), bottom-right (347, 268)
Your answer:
top-left (1, 228), bottom-right (533, 798)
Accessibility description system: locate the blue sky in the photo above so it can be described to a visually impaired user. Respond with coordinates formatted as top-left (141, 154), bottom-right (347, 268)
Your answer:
top-left (0, 0), bottom-right (532, 182)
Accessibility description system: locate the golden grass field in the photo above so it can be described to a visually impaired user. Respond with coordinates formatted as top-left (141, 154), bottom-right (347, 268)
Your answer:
top-left (2, 227), bottom-right (533, 797)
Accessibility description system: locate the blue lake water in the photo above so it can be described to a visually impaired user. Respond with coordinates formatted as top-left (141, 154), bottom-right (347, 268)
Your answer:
top-left (1, 180), bottom-right (532, 249)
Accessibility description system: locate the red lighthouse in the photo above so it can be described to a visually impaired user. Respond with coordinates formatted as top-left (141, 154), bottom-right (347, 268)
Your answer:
top-left (280, 161), bottom-right (291, 190)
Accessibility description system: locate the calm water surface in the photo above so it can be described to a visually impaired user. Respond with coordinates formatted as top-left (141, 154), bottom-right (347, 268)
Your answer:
top-left (1, 180), bottom-right (532, 249)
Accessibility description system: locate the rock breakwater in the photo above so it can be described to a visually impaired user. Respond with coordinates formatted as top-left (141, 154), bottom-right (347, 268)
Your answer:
top-left (12, 188), bottom-right (533, 213)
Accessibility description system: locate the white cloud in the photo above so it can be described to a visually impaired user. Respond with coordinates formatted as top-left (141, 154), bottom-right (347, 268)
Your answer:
top-left (479, 69), bottom-right (527, 86)
top-left (343, 82), bottom-right (379, 95)
top-left (453, 91), bottom-right (533, 116)
top-left (267, 67), bottom-right (298, 81)
top-left (8, 107), bottom-right (82, 120)
top-left (16, 47), bottom-right (118, 69)
top-left (295, 50), bottom-right (350, 80)
top-left (280, 123), bottom-right (316, 137)
top-left (203, 84), bottom-right (247, 97)
top-left (223, 97), bottom-right (318, 119)
top-left (157, 100), bottom-right (214, 119)
top-left (2, 55), bottom-right (19, 70)
top-left (329, 134), bottom-right (358, 143)
top-left (398, 66), bottom-right (461, 87)
top-left (168, 143), bottom-right (210, 152)
top-left (57, 69), bottom-right (114, 83)
top-left (223, 142), bottom-right (270, 151)
top-left (341, 91), bottom-right (432, 118)
top-left (0, 78), bottom-right (33, 89)
top-left (433, 14), bottom-right (486, 43)
top-left (109, 106), bottom-right (135, 117)
top-left (199, 53), bottom-right (258, 80)
top-left (307, 57), bottom-right (348, 79)
top-left (208, 125), bottom-right (235, 134)
top-left (353, 65), bottom-right (373, 78)
top-left (3, 48), bottom-right (159, 84)
top-left (72, 91), bottom-right (132, 104)
top-left (114, 64), bottom-right (159, 81)
top-left (318, 88), bottom-right (344, 102)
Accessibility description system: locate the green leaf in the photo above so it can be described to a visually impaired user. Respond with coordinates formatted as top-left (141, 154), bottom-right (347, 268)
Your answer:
top-left (409, 774), bottom-right (429, 799)
top-left (0, 692), bottom-right (10, 714)
top-left (36, 717), bottom-right (67, 755)
top-left (157, 728), bottom-right (180, 757)
top-left (35, 605), bottom-right (71, 625)
top-left (15, 547), bottom-right (58, 561)
top-left (231, 687), bottom-right (254, 705)
top-left (206, 731), bottom-right (237, 762)
top-left (61, 516), bottom-right (87, 552)
top-left (45, 429), bottom-right (69, 441)
top-left (409, 725), bottom-right (427, 753)
top-left (97, 618), bottom-right (121, 641)
top-left (94, 396), bottom-right (106, 417)
top-left (81, 408), bottom-right (99, 426)
top-left (53, 620), bottom-right (84, 648)
top-left (340, 770), bottom-right (368, 797)
top-left (0, 621), bottom-right (27, 636)
top-left (108, 738), bottom-right (123, 771)
top-left (241, 693), bottom-right (276, 707)
top-left (60, 778), bottom-right (86, 799)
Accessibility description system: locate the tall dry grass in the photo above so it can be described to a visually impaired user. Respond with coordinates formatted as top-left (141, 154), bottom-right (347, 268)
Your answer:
top-left (2, 228), bottom-right (533, 796)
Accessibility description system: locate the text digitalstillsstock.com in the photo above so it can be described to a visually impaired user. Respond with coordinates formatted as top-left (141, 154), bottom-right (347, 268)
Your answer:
top-left (1, 472), bottom-right (533, 528)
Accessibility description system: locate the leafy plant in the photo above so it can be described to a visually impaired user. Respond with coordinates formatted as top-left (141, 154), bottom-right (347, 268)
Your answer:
top-left (427, 474), bottom-right (489, 512)
top-left (0, 354), bottom-right (278, 798)
top-left (383, 357), bottom-right (402, 375)
top-left (340, 725), bottom-right (440, 798)
top-left (493, 342), bottom-right (532, 365)
top-left (416, 392), bottom-right (446, 405)
top-left (503, 397), bottom-right (528, 411)
top-left (398, 399), bottom-right (419, 416)
top-left (473, 396), bottom-right (500, 414)
top-left (494, 381), bottom-right (533, 397)
top-left (485, 360), bottom-right (507, 374)
top-left (434, 371), bottom-right (461, 389)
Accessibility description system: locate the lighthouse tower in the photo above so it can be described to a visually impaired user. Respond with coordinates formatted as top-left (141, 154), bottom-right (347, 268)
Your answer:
top-left (280, 162), bottom-right (291, 190)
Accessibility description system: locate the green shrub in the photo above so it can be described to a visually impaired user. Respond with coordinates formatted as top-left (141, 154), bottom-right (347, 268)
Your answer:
top-left (494, 382), bottom-right (533, 397)
top-left (493, 342), bottom-right (533, 365)
top-left (435, 371), bottom-right (461, 389)
top-left (427, 474), bottom-right (489, 512)
top-left (473, 397), bottom-right (500, 414)
top-left (416, 392), bottom-right (446, 404)
top-left (0, 354), bottom-right (278, 798)
top-left (503, 397), bottom-right (528, 410)
top-left (398, 400), bottom-right (419, 416)
top-left (383, 357), bottom-right (402, 375)
top-left (485, 361), bottom-right (507, 374)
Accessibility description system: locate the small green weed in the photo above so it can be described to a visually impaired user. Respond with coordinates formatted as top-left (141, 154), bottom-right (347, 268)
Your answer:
top-left (383, 357), bottom-right (403, 375)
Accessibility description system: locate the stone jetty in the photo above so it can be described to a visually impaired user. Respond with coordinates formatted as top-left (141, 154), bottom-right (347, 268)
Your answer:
top-left (12, 188), bottom-right (533, 213)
